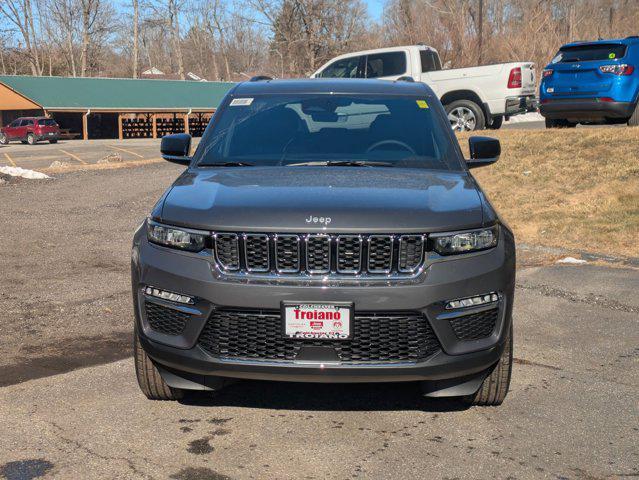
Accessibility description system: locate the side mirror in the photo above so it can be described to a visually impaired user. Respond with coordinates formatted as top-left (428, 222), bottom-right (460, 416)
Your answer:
top-left (161, 133), bottom-right (192, 165)
top-left (466, 136), bottom-right (500, 169)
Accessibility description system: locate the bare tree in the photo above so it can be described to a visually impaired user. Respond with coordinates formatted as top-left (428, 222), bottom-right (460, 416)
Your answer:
top-left (0, 0), bottom-right (42, 75)
top-left (248, 0), bottom-right (369, 76)
top-left (42, 0), bottom-right (80, 77)
top-left (133, 0), bottom-right (139, 77)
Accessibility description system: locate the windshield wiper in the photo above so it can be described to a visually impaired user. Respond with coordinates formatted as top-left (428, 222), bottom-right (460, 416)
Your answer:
top-left (200, 161), bottom-right (255, 167)
top-left (287, 160), bottom-right (394, 167)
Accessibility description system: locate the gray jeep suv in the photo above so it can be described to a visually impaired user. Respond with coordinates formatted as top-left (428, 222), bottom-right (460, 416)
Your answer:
top-left (132, 78), bottom-right (515, 406)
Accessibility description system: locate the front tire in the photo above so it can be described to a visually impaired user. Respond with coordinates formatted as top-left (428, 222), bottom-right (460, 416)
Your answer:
top-left (464, 326), bottom-right (513, 406)
top-left (446, 100), bottom-right (486, 132)
top-left (27, 133), bottom-right (36, 145)
top-left (134, 332), bottom-right (184, 401)
top-left (0, 133), bottom-right (8, 145)
top-left (628, 102), bottom-right (639, 127)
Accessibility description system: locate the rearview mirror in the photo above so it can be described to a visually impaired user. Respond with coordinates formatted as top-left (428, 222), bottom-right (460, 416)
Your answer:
top-left (161, 133), bottom-right (192, 165)
top-left (466, 136), bottom-right (500, 169)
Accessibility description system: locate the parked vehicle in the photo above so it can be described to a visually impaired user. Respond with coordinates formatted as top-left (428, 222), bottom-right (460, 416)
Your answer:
top-left (311, 45), bottom-right (537, 131)
top-left (0, 117), bottom-right (60, 145)
top-left (540, 36), bottom-right (639, 128)
top-left (132, 77), bottom-right (516, 406)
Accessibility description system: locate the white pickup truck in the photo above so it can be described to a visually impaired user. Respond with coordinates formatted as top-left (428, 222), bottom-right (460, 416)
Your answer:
top-left (311, 45), bottom-right (537, 131)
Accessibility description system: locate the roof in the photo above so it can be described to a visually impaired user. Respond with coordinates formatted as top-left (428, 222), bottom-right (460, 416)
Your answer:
top-left (0, 75), bottom-right (235, 111)
top-left (563, 37), bottom-right (639, 48)
top-left (232, 78), bottom-right (434, 97)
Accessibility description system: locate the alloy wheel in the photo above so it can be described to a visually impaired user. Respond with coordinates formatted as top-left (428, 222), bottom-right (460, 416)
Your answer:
top-left (448, 107), bottom-right (477, 132)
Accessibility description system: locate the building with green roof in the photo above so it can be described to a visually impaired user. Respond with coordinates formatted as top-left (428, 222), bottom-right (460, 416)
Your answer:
top-left (0, 75), bottom-right (235, 140)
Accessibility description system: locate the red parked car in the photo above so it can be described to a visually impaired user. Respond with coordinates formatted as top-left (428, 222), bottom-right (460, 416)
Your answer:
top-left (0, 117), bottom-right (60, 145)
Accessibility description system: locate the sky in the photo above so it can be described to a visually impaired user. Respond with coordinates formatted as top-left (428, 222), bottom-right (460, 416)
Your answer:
top-left (365, 0), bottom-right (385, 21)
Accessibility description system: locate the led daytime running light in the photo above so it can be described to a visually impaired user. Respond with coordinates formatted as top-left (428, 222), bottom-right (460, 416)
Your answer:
top-left (144, 286), bottom-right (194, 305)
top-left (446, 292), bottom-right (498, 310)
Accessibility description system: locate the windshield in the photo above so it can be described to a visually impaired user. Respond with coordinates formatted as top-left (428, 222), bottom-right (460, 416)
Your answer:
top-left (551, 44), bottom-right (627, 63)
top-left (195, 94), bottom-right (463, 171)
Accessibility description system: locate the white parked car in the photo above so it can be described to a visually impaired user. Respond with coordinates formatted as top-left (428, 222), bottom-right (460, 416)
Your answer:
top-left (312, 45), bottom-right (537, 131)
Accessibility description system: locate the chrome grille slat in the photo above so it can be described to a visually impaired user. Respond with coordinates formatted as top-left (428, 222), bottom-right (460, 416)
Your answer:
top-left (398, 235), bottom-right (425, 272)
top-left (337, 235), bottom-right (363, 273)
top-left (244, 234), bottom-right (270, 272)
top-left (367, 235), bottom-right (394, 273)
top-left (275, 234), bottom-right (301, 273)
top-left (213, 232), bottom-right (426, 277)
top-left (306, 234), bottom-right (331, 274)
top-left (214, 233), bottom-right (240, 271)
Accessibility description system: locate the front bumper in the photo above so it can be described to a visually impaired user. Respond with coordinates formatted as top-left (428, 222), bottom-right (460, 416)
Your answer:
top-left (132, 226), bottom-right (516, 388)
top-left (540, 98), bottom-right (635, 120)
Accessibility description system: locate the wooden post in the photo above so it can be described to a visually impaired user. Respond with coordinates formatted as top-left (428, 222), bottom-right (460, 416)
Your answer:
top-left (118, 113), bottom-right (123, 140)
top-left (152, 114), bottom-right (157, 139)
top-left (184, 112), bottom-right (190, 134)
top-left (82, 111), bottom-right (89, 140)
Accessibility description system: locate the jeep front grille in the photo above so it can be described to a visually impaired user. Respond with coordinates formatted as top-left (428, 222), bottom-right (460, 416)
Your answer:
top-left (212, 232), bottom-right (426, 276)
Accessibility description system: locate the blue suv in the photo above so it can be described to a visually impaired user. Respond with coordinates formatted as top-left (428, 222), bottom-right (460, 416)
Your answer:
top-left (540, 36), bottom-right (639, 128)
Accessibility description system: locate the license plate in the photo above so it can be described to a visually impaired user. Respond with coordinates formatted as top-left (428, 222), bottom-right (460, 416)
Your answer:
top-left (283, 302), bottom-right (352, 340)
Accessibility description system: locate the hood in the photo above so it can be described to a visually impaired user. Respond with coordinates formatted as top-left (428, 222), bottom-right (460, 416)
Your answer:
top-left (159, 167), bottom-right (485, 233)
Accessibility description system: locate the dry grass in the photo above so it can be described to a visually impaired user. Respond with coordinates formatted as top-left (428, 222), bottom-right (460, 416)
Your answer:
top-left (457, 128), bottom-right (639, 258)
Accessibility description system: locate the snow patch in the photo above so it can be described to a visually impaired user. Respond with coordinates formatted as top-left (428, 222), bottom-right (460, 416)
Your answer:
top-left (556, 257), bottom-right (588, 265)
top-left (0, 166), bottom-right (51, 180)
top-left (505, 112), bottom-right (544, 124)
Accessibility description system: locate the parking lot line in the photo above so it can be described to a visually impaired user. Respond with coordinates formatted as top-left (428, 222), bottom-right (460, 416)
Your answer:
top-left (109, 145), bottom-right (144, 158)
top-left (3, 152), bottom-right (16, 167)
top-left (59, 149), bottom-right (87, 165)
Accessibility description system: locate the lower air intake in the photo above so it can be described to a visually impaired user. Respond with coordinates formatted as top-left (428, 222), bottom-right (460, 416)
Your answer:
top-left (449, 308), bottom-right (498, 340)
top-left (198, 309), bottom-right (441, 363)
top-left (144, 301), bottom-right (190, 335)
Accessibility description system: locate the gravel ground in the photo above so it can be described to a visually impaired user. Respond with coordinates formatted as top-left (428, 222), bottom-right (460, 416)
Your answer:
top-left (0, 162), bottom-right (183, 386)
top-left (0, 163), bottom-right (637, 479)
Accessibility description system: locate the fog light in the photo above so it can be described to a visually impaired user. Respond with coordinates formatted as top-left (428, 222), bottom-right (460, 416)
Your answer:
top-left (144, 286), bottom-right (194, 304)
top-left (446, 292), bottom-right (498, 309)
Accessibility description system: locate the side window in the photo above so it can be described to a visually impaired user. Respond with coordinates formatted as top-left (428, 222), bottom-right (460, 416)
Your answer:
top-left (9, 120), bottom-right (20, 127)
top-left (420, 50), bottom-right (442, 72)
top-left (365, 52), bottom-right (407, 78)
top-left (21, 119), bottom-right (34, 126)
top-left (317, 56), bottom-right (363, 78)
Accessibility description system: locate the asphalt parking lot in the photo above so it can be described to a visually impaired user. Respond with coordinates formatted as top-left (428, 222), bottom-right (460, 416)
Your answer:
top-left (1, 154), bottom-right (638, 479)
top-left (0, 138), bottom-right (199, 171)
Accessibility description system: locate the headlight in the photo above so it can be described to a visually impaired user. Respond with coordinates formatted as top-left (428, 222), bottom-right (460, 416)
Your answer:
top-left (431, 225), bottom-right (498, 255)
top-left (146, 220), bottom-right (207, 252)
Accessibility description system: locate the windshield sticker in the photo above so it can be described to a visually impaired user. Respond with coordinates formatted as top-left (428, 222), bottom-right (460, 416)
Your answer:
top-left (230, 98), bottom-right (254, 106)
top-left (416, 100), bottom-right (429, 109)
top-left (608, 52), bottom-right (616, 59)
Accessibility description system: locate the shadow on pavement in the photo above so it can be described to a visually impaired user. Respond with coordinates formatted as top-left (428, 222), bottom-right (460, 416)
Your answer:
top-left (179, 380), bottom-right (471, 413)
